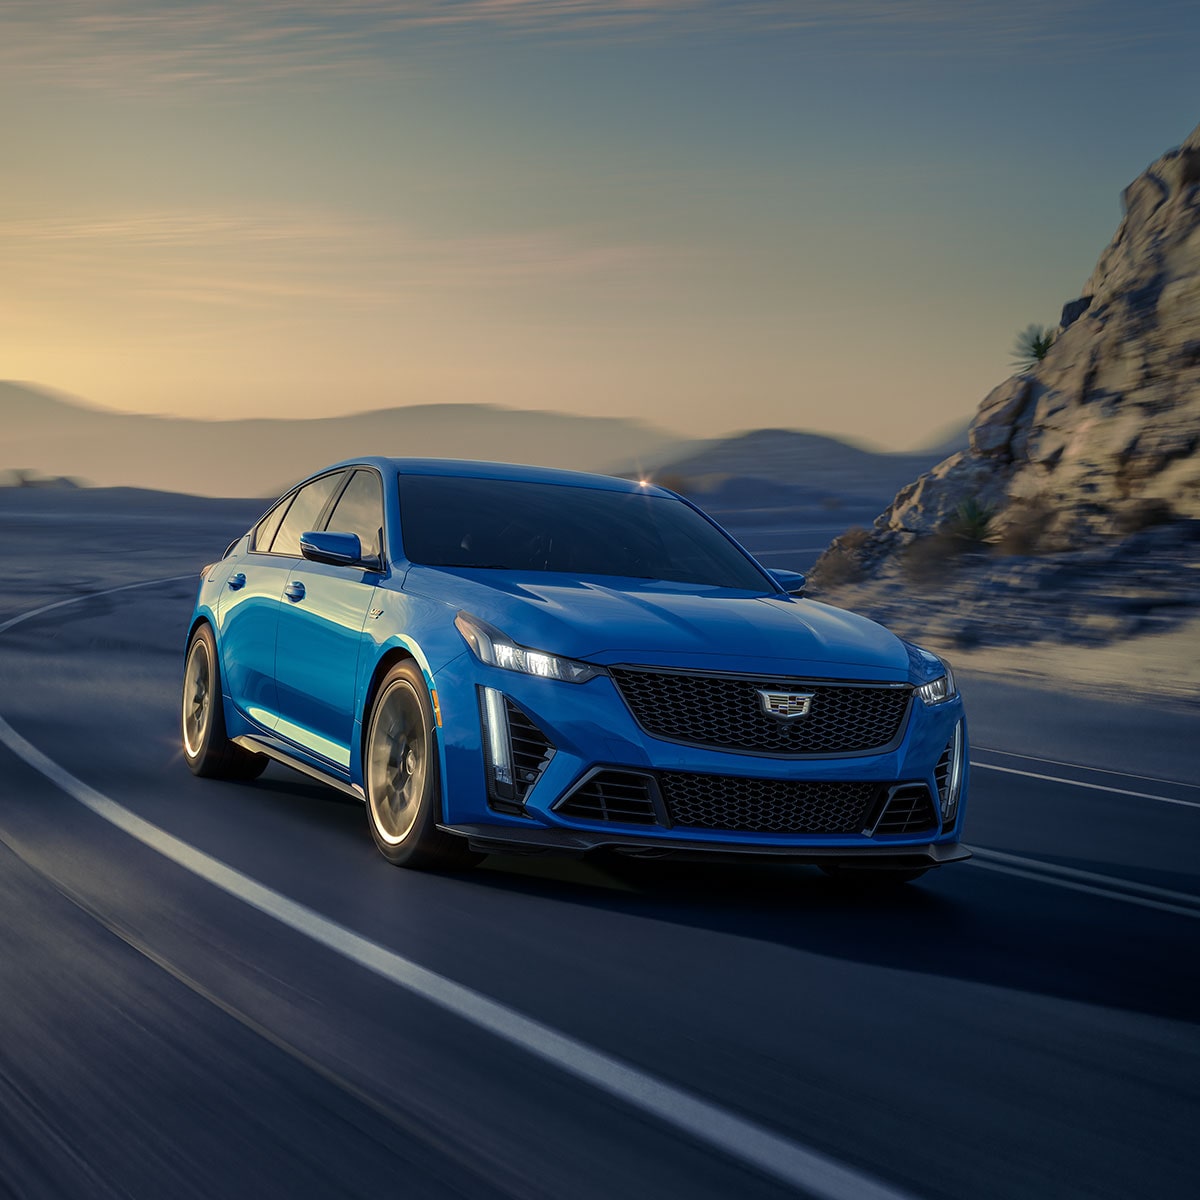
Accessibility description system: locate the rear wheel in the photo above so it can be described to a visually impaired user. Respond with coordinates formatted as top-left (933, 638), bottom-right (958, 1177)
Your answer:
top-left (182, 625), bottom-right (267, 781)
top-left (364, 661), bottom-right (481, 870)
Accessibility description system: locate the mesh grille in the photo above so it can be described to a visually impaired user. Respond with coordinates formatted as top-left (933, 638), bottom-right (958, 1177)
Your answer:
top-left (556, 771), bottom-right (659, 825)
top-left (610, 668), bottom-right (911, 756)
top-left (873, 785), bottom-right (938, 836)
top-left (660, 773), bottom-right (877, 834)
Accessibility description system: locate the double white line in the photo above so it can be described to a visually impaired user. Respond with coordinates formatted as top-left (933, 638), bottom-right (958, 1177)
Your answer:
top-left (968, 848), bottom-right (1200, 920)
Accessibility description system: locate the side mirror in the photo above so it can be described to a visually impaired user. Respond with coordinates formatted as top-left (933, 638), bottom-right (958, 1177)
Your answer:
top-left (300, 530), bottom-right (364, 567)
top-left (769, 568), bottom-right (807, 596)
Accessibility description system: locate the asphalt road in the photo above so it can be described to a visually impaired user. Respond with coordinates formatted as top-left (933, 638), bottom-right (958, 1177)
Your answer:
top-left (0, 493), bottom-right (1197, 1200)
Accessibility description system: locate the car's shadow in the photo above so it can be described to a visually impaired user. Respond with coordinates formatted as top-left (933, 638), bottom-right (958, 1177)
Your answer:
top-left (204, 770), bottom-right (1199, 1027)
top-left (463, 848), bottom-right (1199, 1025)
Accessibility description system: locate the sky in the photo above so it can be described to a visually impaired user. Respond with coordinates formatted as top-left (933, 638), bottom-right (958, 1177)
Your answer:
top-left (1, 1), bottom-right (1198, 450)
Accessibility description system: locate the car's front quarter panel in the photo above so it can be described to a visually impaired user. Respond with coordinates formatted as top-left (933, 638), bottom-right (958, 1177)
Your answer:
top-left (347, 580), bottom-right (471, 787)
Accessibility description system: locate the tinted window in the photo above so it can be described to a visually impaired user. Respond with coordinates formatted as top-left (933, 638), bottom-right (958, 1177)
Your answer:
top-left (252, 495), bottom-right (292, 552)
top-left (324, 470), bottom-right (384, 562)
top-left (398, 476), bottom-right (771, 591)
top-left (269, 472), bottom-right (345, 557)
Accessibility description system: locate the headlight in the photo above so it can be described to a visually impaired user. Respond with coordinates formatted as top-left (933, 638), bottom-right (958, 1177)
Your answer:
top-left (904, 641), bottom-right (957, 705)
top-left (454, 612), bottom-right (602, 684)
top-left (916, 669), bottom-right (956, 705)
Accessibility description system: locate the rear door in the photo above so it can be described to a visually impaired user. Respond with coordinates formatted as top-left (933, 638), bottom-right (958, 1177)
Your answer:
top-left (218, 471), bottom-right (347, 731)
top-left (273, 468), bottom-right (387, 771)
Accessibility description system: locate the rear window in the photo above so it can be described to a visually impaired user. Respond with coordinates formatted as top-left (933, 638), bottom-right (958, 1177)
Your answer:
top-left (397, 475), bottom-right (770, 591)
top-left (252, 495), bottom-right (291, 552)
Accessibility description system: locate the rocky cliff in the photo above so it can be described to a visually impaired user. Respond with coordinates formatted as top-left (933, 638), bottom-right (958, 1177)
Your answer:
top-left (813, 121), bottom-right (1200, 647)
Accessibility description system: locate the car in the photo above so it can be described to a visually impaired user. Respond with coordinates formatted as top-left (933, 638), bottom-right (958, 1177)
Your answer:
top-left (182, 457), bottom-right (969, 882)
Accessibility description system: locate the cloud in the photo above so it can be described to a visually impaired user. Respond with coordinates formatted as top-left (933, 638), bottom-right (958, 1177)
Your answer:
top-left (0, 208), bottom-right (679, 309)
top-left (0, 0), bottom-right (1165, 92)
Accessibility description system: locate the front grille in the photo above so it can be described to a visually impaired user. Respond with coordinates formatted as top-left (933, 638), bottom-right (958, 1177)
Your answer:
top-left (661, 773), bottom-right (877, 834)
top-left (610, 668), bottom-right (911, 756)
top-left (555, 771), bottom-right (659, 825)
top-left (507, 702), bottom-right (555, 802)
top-left (872, 785), bottom-right (938, 836)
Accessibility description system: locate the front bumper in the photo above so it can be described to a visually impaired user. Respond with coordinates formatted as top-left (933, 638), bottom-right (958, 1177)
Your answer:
top-left (439, 822), bottom-right (972, 866)
top-left (432, 652), bottom-right (969, 858)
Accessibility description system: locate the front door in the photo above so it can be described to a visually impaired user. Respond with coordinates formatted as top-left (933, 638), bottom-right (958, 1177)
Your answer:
top-left (220, 469), bottom-right (348, 731)
top-left (272, 469), bottom-right (387, 772)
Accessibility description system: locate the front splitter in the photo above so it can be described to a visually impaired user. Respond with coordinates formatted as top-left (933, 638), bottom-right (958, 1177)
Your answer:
top-left (439, 822), bottom-right (972, 867)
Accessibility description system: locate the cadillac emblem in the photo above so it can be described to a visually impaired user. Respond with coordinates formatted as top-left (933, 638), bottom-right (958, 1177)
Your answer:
top-left (757, 690), bottom-right (814, 719)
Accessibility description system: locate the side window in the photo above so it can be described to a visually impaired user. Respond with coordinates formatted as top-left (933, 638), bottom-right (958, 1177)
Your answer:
top-left (269, 472), bottom-right (346, 557)
top-left (252, 495), bottom-right (292, 552)
top-left (324, 470), bottom-right (385, 563)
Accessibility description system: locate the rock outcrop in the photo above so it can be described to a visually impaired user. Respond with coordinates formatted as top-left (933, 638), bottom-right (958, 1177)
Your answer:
top-left (814, 121), bottom-right (1200, 646)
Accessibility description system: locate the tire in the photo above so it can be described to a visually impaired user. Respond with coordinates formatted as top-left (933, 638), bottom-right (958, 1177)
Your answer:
top-left (363, 661), bottom-right (482, 870)
top-left (182, 624), bottom-right (268, 781)
top-left (819, 864), bottom-right (929, 888)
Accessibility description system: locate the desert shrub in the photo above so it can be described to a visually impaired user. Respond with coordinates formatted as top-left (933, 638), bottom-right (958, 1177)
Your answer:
top-left (900, 531), bottom-right (965, 586)
top-left (993, 500), bottom-right (1048, 556)
top-left (810, 525), bottom-right (874, 588)
top-left (1113, 497), bottom-right (1174, 535)
top-left (811, 546), bottom-right (864, 587)
top-left (948, 497), bottom-right (995, 543)
top-left (1011, 324), bottom-right (1056, 369)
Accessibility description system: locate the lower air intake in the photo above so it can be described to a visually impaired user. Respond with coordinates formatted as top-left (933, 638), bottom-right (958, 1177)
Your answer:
top-left (872, 784), bottom-right (939, 836)
top-left (555, 771), bottom-right (660, 825)
top-left (506, 702), bottom-right (555, 802)
top-left (661, 773), bottom-right (877, 834)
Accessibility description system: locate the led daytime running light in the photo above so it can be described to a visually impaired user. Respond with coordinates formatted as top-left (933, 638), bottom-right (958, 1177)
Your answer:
top-left (455, 612), bottom-right (601, 684)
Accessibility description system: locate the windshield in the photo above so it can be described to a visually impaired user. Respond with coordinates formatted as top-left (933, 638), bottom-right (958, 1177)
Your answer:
top-left (397, 475), bottom-right (773, 591)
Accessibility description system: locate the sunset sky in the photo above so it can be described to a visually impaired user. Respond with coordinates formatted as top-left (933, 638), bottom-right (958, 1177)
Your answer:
top-left (2, 1), bottom-right (1197, 448)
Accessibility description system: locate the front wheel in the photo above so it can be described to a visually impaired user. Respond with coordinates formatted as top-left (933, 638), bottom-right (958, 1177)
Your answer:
top-left (182, 624), bottom-right (267, 781)
top-left (364, 662), bottom-right (481, 870)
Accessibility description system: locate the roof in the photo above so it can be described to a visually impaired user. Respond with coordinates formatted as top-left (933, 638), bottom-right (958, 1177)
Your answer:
top-left (323, 456), bottom-right (670, 496)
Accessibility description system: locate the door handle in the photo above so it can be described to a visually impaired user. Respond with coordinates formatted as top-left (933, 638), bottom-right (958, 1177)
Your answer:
top-left (227, 572), bottom-right (246, 591)
top-left (284, 580), bottom-right (306, 602)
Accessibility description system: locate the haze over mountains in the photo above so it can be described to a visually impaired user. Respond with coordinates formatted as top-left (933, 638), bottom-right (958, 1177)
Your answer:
top-left (0, 381), bottom-right (961, 502)
top-left (0, 383), bottom-right (686, 497)
top-left (650, 429), bottom-right (949, 506)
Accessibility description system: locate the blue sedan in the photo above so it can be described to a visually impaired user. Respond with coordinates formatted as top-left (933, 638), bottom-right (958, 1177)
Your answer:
top-left (182, 458), bottom-right (969, 882)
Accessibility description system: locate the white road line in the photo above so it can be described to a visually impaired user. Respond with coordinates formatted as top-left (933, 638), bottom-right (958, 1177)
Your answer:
top-left (970, 848), bottom-right (1200, 911)
top-left (0, 577), bottom-right (916, 1200)
top-left (973, 746), bottom-right (1200, 792)
top-left (0, 574), bottom-right (197, 637)
top-left (967, 860), bottom-right (1200, 920)
top-left (971, 761), bottom-right (1200, 810)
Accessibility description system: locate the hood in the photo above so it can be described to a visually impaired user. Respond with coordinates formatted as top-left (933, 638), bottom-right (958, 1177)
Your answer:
top-left (402, 567), bottom-right (910, 681)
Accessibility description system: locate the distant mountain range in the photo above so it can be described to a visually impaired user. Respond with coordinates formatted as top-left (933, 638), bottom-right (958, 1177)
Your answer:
top-left (642, 428), bottom-right (949, 508)
top-left (0, 383), bottom-right (689, 498)
top-left (0, 381), bottom-right (963, 501)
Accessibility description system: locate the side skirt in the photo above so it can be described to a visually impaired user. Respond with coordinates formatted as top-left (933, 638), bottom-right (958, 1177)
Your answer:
top-left (233, 735), bottom-right (365, 801)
